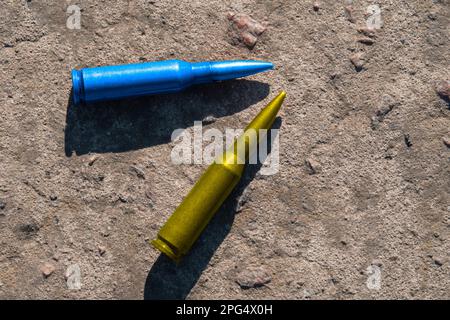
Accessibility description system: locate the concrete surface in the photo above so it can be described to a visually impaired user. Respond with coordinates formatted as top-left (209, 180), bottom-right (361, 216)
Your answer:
top-left (0, 0), bottom-right (449, 299)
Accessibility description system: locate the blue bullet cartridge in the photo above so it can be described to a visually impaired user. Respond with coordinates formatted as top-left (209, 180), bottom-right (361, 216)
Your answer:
top-left (71, 60), bottom-right (273, 105)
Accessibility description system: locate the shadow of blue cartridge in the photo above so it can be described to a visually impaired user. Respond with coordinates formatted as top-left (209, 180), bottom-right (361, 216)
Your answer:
top-left (71, 60), bottom-right (273, 105)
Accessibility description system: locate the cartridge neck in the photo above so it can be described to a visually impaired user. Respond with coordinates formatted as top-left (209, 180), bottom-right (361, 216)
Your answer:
top-left (191, 62), bottom-right (213, 84)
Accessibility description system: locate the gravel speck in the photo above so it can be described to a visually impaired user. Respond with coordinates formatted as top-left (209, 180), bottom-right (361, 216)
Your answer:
top-left (345, 5), bottom-right (356, 23)
top-left (350, 52), bottom-right (365, 71)
top-left (313, 2), bottom-right (320, 12)
top-left (98, 245), bottom-right (106, 256)
top-left (129, 166), bottom-right (145, 179)
top-left (235, 188), bottom-right (251, 213)
top-left (40, 262), bottom-right (55, 278)
top-left (404, 134), bottom-right (413, 148)
top-left (305, 158), bottom-right (322, 174)
top-left (436, 80), bottom-right (449, 101)
top-left (202, 115), bottom-right (217, 125)
top-left (357, 37), bottom-right (375, 45)
top-left (443, 137), bottom-right (450, 148)
top-left (357, 26), bottom-right (376, 38)
top-left (87, 154), bottom-right (100, 166)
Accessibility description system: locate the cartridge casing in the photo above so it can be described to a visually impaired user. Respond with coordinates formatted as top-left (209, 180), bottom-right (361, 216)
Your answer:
top-left (71, 60), bottom-right (273, 105)
top-left (152, 91), bottom-right (286, 262)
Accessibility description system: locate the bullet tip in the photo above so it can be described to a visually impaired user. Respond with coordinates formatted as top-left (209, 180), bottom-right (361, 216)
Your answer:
top-left (265, 62), bottom-right (274, 70)
top-left (206, 60), bottom-right (274, 81)
top-left (255, 61), bottom-right (274, 72)
top-left (273, 91), bottom-right (287, 105)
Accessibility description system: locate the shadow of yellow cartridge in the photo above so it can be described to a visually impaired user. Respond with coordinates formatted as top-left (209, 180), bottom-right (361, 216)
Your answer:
top-left (151, 91), bottom-right (286, 262)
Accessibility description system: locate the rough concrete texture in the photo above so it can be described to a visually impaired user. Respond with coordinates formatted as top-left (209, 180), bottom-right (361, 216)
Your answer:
top-left (0, 0), bottom-right (449, 299)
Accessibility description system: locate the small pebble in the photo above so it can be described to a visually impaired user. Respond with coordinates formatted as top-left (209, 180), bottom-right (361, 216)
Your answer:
top-left (404, 134), bottom-right (413, 148)
top-left (101, 230), bottom-right (110, 237)
top-left (357, 36), bottom-right (375, 45)
top-left (433, 257), bottom-right (444, 267)
top-left (129, 166), bottom-right (145, 179)
top-left (40, 262), bottom-right (55, 278)
top-left (228, 12), bottom-right (267, 49)
top-left (313, 2), bottom-right (320, 11)
top-left (443, 137), bottom-right (450, 148)
top-left (98, 245), bottom-right (106, 256)
top-left (87, 154), bottom-right (99, 166)
top-left (202, 115), bottom-right (217, 125)
top-left (428, 12), bottom-right (437, 21)
top-left (241, 32), bottom-right (258, 47)
top-left (0, 200), bottom-right (5, 210)
top-left (235, 188), bottom-right (250, 213)
top-left (345, 5), bottom-right (356, 23)
top-left (236, 267), bottom-right (271, 289)
top-left (303, 289), bottom-right (313, 299)
top-left (305, 158), bottom-right (322, 174)
top-left (18, 223), bottom-right (40, 238)
top-left (350, 52), bottom-right (365, 71)
top-left (436, 80), bottom-right (449, 101)
top-left (375, 94), bottom-right (397, 121)
top-left (357, 26), bottom-right (376, 38)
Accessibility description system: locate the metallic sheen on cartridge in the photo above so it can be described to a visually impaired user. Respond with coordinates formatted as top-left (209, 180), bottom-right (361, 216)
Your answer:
top-left (151, 91), bottom-right (286, 262)
top-left (71, 60), bottom-right (273, 105)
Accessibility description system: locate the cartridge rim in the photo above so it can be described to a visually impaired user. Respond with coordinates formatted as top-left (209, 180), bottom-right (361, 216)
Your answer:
top-left (151, 236), bottom-right (181, 263)
top-left (71, 69), bottom-right (84, 106)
